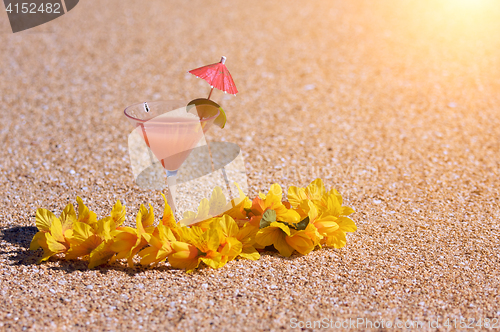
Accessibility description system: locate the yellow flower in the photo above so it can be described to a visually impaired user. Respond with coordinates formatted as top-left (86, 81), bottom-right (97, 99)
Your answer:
top-left (180, 183), bottom-right (251, 229)
top-left (293, 179), bottom-right (354, 217)
top-left (307, 201), bottom-right (339, 237)
top-left (172, 226), bottom-right (221, 271)
top-left (288, 178), bottom-right (326, 207)
top-left (235, 222), bottom-right (260, 260)
top-left (288, 179), bottom-right (357, 249)
top-left (168, 241), bottom-right (200, 271)
top-left (76, 196), bottom-right (97, 225)
top-left (87, 235), bottom-right (116, 269)
top-left (304, 192), bottom-right (357, 249)
top-left (179, 186), bottom-right (226, 227)
top-left (57, 199), bottom-right (125, 268)
top-left (138, 224), bottom-right (175, 266)
top-left (256, 221), bottom-right (294, 257)
top-left (221, 183), bottom-right (252, 227)
top-left (63, 200), bottom-right (124, 268)
top-left (285, 229), bottom-right (314, 255)
top-left (171, 215), bottom-right (259, 269)
top-left (192, 228), bottom-right (222, 269)
top-left (65, 218), bottom-right (107, 262)
top-left (212, 215), bottom-right (243, 266)
top-left (322, 217), bottom-right (357, 248)
top-left (179, 197), bottom-right (212, 228)
top-left (107, 227), bottom-right (136, 259)
top-left (255, 204), bottom-right (322, 257)
top-left (247, 184), bottom-right (301, 232)
top-left (159, 193), bottom-right (181, 240)
top-left (109, 203), bottom-right (154, 267)
top-left (30, 178), bottom-right (357, 272)
top-left (325, 189), bottom-right (355, 217)
top-left (109, 199), bottom-right (126, 228)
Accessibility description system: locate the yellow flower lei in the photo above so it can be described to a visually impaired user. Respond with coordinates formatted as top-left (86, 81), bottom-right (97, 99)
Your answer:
top-left (29, 179), bottom-right (356, 272)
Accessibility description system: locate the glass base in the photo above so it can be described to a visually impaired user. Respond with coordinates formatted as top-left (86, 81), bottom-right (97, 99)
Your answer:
top-left (166, 170), bottom-right (178, 177)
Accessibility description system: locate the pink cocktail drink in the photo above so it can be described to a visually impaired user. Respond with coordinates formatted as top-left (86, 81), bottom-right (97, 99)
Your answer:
top-left (140, 116), bottom-right (204, 171)
top-left (124, 100), bottom-right (219, 171)
top-left (124, 100), bottom-right (219, 214)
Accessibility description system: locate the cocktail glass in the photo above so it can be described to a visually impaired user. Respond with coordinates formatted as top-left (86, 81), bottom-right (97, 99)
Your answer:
top-left (124, 100), bottom-right (220, 213)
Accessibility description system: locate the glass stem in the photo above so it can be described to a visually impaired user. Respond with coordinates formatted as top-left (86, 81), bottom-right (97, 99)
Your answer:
top-left (166, 170), bottom-right (178, 214)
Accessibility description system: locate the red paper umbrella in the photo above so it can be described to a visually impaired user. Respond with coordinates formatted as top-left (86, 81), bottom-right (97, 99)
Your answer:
top-left (189, 56), bottom-right (238, 100)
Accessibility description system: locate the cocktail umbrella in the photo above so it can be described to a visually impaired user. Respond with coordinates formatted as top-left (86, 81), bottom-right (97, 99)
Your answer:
top-left (189, 56), bottom-right (238, 203)
top-left (189, 56), bottom-right (238, 100)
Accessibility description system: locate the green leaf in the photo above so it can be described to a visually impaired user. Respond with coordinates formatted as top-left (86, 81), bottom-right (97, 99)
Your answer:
top-left (295, 216), bottom-right (310, 231)
top-left (260, 209), bottom-right (276, 229)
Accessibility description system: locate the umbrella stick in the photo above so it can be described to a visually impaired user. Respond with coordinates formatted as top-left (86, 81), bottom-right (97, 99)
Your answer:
top-left (221, 166), bottom-right (235, 207)
top-left (207, 87), bottom-right (214, 100)
top-left (206, 139), bottom-right (215, 173)
top-left (206, 139), bottom-right (235, 204)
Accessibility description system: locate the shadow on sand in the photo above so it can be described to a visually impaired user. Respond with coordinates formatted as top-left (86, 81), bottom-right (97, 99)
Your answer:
top-left (0, 225), bottom-right (181, 275)
top-left (0, 225), bottom-right (300, 275)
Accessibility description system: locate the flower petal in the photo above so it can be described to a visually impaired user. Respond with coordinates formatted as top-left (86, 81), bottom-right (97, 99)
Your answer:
top-left (256, 227), bottom-right (280, 247)
top-left (77, 196), bottom-right (97, 225)
top-left (220, 237), bottom-right (242, 257)
top-left (89, 241), bottom-right (114, 269)
top-left (200, 252), bottom-right (221, 269)
top-left (342, 206), bottom-right (355, 216)
top-left (29, 232), bottom-right (45, 251)
top-left (238, 246), bottom-right (260, 260)
top-left (138, 246), bottom-right (161, 266)
top-left (50, 217), bottom-right (66, 244)
top-left (35, 208), bottom-right (56, 232)
top-left (223, 215), bottom-right (240, 237)
top-left (46, 233), bottom-right (68, 253)
top-left (60, 203), bottom-right (76, 232)
top-left (269, 221), bottom-right (291, 236)
top-left (325, 231), bottom-right (347, 248)
top-left (286, 231), bottom-right (314, 255)
top-left (337, 217), bottom-right (357, 232)
top-left (111, 200), bottom-right (126, 227)
top-left (287, 186), bottom-right (307, 207)
top-left (274, 234), bottom-right (295, 257)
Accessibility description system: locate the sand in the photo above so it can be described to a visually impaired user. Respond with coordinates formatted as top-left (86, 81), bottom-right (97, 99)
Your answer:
top-left (1, 0), bottom-right (500, 330)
